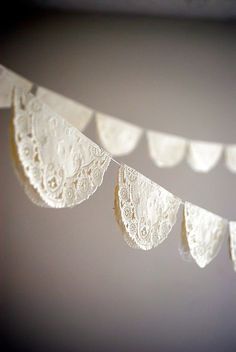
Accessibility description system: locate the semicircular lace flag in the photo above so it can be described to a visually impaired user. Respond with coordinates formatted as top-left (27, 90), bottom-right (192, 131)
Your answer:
top-left (229, 222), bottom-right (236, 271)
top-left (96, 113), bottom-right (143, 156)
top-left (225, 145), bottom-right (236, 173)
top-left (36, 86), bottom-right (93, 132)
top-left (183, 202), bottom-right (227, 268)
top-left (114, 164), bottom-right (181, 250)
top-left (13, 88), bottom-right (111, 208)
top-left (0, 65), bottom-right (32, 108)
top-left (147, 130), bottom-right (187, 167)
top-left (187, 140), bottom-right (223, 172)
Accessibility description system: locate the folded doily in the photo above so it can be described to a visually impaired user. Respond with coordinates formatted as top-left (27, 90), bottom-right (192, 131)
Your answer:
top-left (96, 113), bottom-right (142, 156)
top-left (183, 202), bottom-right (227, 268)
top-left (187, 140), bottom-right (223, 172)
top-left (13, 88), bottom-right (111, 208)
top-left (115, 164), bottom-right (181, 250)
top-left (147, 130), bottom-right (187, 167)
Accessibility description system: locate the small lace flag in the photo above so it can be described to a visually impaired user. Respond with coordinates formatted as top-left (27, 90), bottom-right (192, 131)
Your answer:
top-left (115, 164), bottom-right (181, 250)
top-left (96, 112), bottom-right (143, 156)
top-left (147, 130), bottom-right (187, 167)
top-left (183, 202), bottom-right (227, 268)
top-left (187, 140), bottom-right (223, 172)
top-left (13, 88), bottom-right (111, 208)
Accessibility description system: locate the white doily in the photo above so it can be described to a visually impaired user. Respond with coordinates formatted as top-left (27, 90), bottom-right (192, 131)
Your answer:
top-left (13, 88), bottom-right (111, 208)
top-left (229, 221), bottom-right (236, 271)
top-left (187, 140), bottom-right (223, 172)
top-left (0, 65), bottom-right (32, 108)
top-left (225, 145), bottom-right (236, 173)
top-left (96, 113), bottom-right (142, 156)
top-left (115, 164), bottom-right (181, 250)
top-left (184, 202), bottom-right (226, 268)
top-left (37, 86), bottom-right (93, 132)
top-left (147, 130), bottom-right (187, 167)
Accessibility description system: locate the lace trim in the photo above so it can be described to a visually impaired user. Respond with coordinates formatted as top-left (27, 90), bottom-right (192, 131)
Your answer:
top-left (0, 65), bottom-right (32, 108)
top-left (10, 118), bottom-right (48, 207)
top-left (115, 164), bottom-right (181, 250)
top-left (13, 88), bottom-right (111, 208)
top-left (96, 113), bottom-right (142, 156)
top-left (229, 222), bottom-right (236, 271)
top-left (36, 86), bottom-right (93, 132)
top-left (184, 202), bottom-right (226, 268)
top-left (147, 130), bottom-right (187, 167)
top-left (187, 140), bottom-right (223, 172)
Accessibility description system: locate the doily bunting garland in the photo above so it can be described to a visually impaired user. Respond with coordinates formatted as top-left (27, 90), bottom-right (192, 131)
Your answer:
top-left (1, 64), bottom-right (235, 271)
top-left (1, 64), bottom-right (236, 173)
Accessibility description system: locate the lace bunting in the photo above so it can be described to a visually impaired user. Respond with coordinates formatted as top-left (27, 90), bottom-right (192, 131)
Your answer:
top-left (96, 113), bottom-right (142, 156)
top-left (183, 202), bottom-right (227, 268)
top-left (2, 64), bottom-right (236, 272)
top-left (0, 64), bottom-right (235, 174)
top-left (115, 164), bottom-right (181, 250)
top-left (13, 88), bottom-right (111, 208)
top-left (147, 130), bottom-right (187, 167)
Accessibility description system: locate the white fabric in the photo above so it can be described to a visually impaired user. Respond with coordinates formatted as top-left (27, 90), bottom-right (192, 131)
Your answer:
top-left (229, 221), bottom-right (236, 271)
top-left (13, 88), bottom-right (111, 208)
top-left (37, 86), bottom-right (93, 132)
top-left (187, 140), bottom-right (223, 172)
top-left (147, 130), bottom-right (187, 167)
top-left (0, 65), bottom-right (32, 108)
top-left (116, 164), bottom-right (181, 250)
top-left (184, 202), bottom-right (226, 268)
top-left (225, 145), bottom-right (236, 173)
top-left (96, 113), bottom-right (142, 156)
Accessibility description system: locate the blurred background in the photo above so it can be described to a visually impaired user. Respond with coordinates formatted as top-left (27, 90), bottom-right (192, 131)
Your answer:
top-left (1, 1), bottom-right (236, 351)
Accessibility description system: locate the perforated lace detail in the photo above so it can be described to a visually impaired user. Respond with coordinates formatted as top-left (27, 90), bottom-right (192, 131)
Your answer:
top-left (184, 202), bottom-right (226, 268)
top-left (13, 89), bottom-right (111, 208)
top-left (115, 164), bottom-right (181, 250)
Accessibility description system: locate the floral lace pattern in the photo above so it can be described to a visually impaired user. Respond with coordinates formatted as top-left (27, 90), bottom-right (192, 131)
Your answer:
top-left (96, 113), bottom-right (142, 156)
top-left (13, 88), bottom-right (111, 208)
top-left (187, 140), bottom-right (223, 172)
top-left (0, 65), bottom-right (32, 108)
top-left (115, 164), bottom-right (181, 250)
top-left (184, 202), bottom-right (226, 268)
top-left (37, 86), bottom-right (93, 132)
top-left (147, 130), bottom-right (187, 167)
top-left (229, 221), bottom-right (236, 271)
